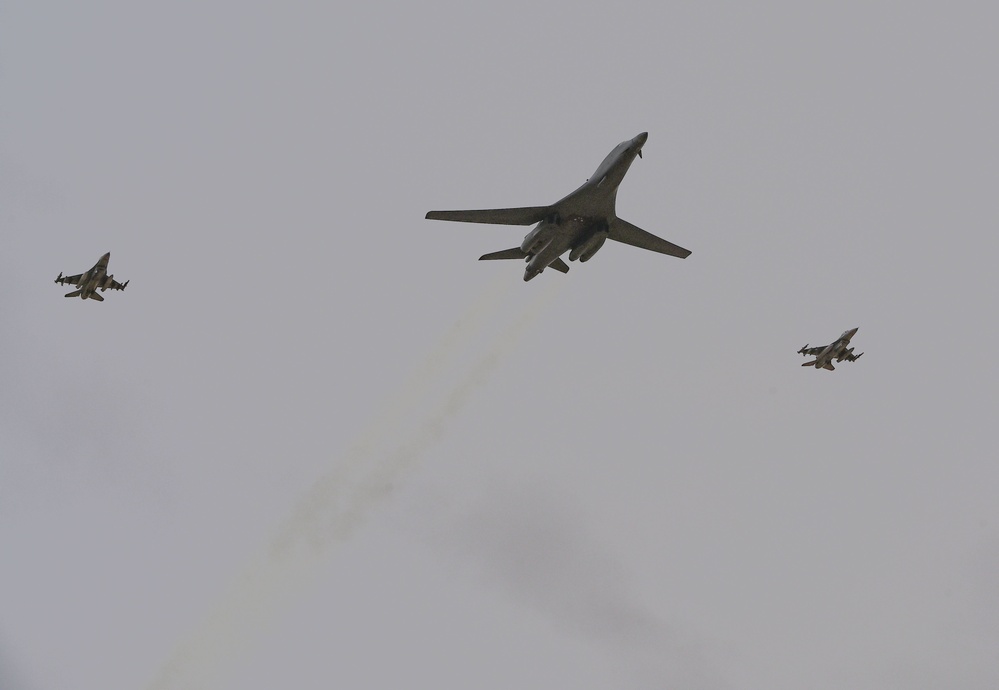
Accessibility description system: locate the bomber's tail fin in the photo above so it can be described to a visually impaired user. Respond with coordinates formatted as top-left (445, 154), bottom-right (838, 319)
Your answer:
top-left (479, 248), bottom-right (570, 275)
top-left (479, 247), bottom-right (528, 261)
top-left (64, 290), bottom-right (83, 298)
top-left (548, 257), bottom-right (569, 274)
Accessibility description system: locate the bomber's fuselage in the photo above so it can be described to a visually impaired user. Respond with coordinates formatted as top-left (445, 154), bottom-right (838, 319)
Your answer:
top-left (518, 132), bottom-right (647, 281)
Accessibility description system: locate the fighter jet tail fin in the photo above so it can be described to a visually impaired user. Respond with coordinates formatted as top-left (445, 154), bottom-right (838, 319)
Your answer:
top-left (427, 207), bottom-right (551, 226)
top-left (479, 247), bottom-right (529, 261)
top-left (88, 292), bottom-right (105, 302)
top-left (801, 360), bottom-right (817, 367)
top-left (822, 362), bottom-right (835, 371)
top-left (64, 290), bottom-right (83, 298)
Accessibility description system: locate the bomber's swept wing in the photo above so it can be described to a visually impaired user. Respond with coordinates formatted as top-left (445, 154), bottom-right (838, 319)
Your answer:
top-left (55, 273), bottom-right (84, 287)
top-left (426, 206), bottom-right (551, 226)
top-left (608, 218), bottom-right (691, 258)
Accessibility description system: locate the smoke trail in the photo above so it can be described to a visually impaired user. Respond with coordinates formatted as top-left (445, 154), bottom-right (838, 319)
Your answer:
top-left (279, 279), bottom-right (563, 556)
top-left (333, 275), bottom-right (508, 470)
top-left (146, 279), bottom-right (562, 690)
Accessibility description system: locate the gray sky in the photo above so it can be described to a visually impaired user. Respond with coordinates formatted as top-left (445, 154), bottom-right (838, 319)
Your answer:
top-left (2, 1), bottom-right (998, 688)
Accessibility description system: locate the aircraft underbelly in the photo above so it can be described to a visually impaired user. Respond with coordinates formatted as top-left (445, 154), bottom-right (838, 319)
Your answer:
top-left (530, 235), bottom-right (570, 267)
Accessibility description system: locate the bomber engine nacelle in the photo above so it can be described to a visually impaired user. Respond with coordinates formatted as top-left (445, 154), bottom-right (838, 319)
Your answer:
top-left (520, 224), bottom-right (547, 255)
top-left (569, 228), bottom-right (609, 262)
top-left (520, 214), bottom-right (562, 255)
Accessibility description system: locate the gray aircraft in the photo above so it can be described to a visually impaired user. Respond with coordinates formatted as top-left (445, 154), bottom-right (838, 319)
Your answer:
top-left (54, 252), bottom-right (129, 301)
top-left (798, 328), bottom-right (863, 370)
top-left (425, 132), bottom-right (691, 281)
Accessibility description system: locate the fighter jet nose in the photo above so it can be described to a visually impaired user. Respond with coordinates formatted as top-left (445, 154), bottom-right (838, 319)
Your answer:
top-left (635, 132), bottom-right (648, 145)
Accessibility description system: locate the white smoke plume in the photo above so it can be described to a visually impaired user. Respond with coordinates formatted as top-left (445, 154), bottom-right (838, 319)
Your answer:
top-left (146, 279), bottom-right (562, 690)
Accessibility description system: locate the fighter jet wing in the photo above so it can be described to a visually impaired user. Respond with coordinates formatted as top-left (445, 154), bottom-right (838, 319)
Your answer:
top-left (55, 273), bottom-right (84, 287)
top-left (426, 206), bottom-right (551, 226)
top-left (102, 276), bottom-right (129, 291)
top-left (608, 218), bottom-right (691, 258)
top-left (798, 345), bottom-right (827, 356)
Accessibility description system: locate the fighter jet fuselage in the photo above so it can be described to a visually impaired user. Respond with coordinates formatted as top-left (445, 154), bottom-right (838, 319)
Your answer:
top-left (55, 252), bottom-right (129, 301)
top-left (426, 133), bottom-right (691, 281)
top-left (798, 328), bottom-right (863, 371)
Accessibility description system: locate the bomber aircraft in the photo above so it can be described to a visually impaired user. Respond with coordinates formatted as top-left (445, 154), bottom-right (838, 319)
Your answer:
top-left (798, 328), bottom-right (863, 370)
top-left (55, 252), bottom-right (129, 301)
top-left (425, 132), bottom-right (691, 281)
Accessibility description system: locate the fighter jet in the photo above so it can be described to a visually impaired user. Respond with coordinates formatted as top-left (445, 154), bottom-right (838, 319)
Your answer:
top-left (425, 132), bottom-right (691, 281)
top-left (798, 328), bottom-right (863, 370)
top-left (54, 252), bottom-right (129, 301)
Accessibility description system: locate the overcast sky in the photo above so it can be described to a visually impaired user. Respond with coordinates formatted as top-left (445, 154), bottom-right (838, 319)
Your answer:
top-left (2, 2), bottom-right (998, 689)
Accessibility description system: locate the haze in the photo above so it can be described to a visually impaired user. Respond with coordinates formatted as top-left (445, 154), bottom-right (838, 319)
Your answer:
top-left (2, 2), bottom-right (997, 689)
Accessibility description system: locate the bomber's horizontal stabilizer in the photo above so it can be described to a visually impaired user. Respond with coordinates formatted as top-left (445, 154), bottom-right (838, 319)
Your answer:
top-left (426, 207), bottom-right (551, 226)
top-left (479, 247), bottom-right (529, 261)
top-left (608, 218), bottom-right (691, 258)
top-left (548, 257), bottom-right (569, 274)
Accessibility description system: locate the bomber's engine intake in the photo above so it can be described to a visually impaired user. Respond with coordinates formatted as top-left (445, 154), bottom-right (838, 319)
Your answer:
top-left (520, 223), bottom-right (549, 255)
top-left (569, 227), bottom-right (609, 262)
